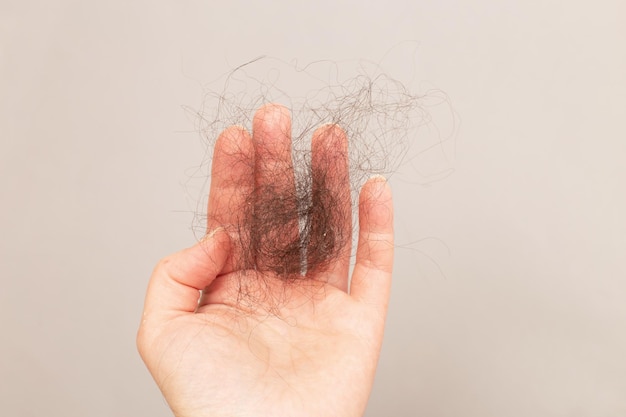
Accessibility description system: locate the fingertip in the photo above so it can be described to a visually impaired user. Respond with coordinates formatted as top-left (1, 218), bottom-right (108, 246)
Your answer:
top-left (219, 124), bottom-right (248, 137)
top-left (311, 124), bottom-right (348, 159)
top-left (368, 174), bottom-right (388, 183)
top-left (201, 226), bottom-right (226, 243)
top-left (141, 228), bottom-right (234, 318)
top-left (363, 174), bottom-right (389, 191)
top-left (312, 123), bottom-right (346, 143)
top-left (215, 125), bottom-right (252, 156)
top-left (359, 176), bottom-right (393, 230)
top-left (198, 227), bottom-right (232, 260)
top-left (167, 227), bottom-right (232, 291)
top-left (253, 103), bottom-right (291, 133)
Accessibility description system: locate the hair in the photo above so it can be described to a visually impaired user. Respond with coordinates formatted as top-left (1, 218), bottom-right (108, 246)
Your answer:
top-left (186, 56), bottom-right (456, 289)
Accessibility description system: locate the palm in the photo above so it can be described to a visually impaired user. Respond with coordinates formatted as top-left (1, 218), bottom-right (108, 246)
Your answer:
top-left (154, 282), bottom-right (381, 416)
top-left (138, 104), bottom-right (393, 417)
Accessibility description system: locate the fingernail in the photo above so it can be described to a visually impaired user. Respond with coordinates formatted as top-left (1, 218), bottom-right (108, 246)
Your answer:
top-left (365, 175), bottom-right (391, 198)
top-left (201, 227), bottom-right (223, 242)
top-left (369, 174), bottom-right (387, 182)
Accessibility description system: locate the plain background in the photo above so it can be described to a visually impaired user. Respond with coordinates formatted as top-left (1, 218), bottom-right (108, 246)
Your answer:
top-left (2, 1), bottom-right (625, 416)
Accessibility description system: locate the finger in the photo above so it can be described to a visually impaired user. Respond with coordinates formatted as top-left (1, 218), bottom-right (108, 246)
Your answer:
top-left (142, 228), bottom-right (231, 317)
top-left (252, 103), bottom-right (294, 189)
top-left (307, 124), bottom-right (352, 291)
top-left (251, 103), bottom-right (299, 273)
top-left (207, 126), bottom-right (254, 272)
top-left (350, 176), bottom-right (394, 312)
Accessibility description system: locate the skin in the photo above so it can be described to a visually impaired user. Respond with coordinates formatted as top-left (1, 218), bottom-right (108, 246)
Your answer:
top-left (137, 103), bottom-right (394, 417)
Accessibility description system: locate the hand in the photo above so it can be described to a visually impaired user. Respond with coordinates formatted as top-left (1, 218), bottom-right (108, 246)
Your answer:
top-left (137, 104), bottom-right (394, 417)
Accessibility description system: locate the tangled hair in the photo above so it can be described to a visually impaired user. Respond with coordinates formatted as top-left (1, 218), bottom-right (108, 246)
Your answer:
top-left (188, 56), bottom-right (456, 285)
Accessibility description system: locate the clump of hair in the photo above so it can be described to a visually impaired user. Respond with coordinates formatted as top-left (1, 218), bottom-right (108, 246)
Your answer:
top-left (188, 56), bottom-right (455, 287)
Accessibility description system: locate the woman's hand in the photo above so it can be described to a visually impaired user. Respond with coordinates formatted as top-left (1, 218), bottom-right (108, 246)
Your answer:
top-left (137, 104), bottom-right (393, 417)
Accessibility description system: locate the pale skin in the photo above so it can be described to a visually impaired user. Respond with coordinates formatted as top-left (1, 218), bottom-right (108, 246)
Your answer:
top-left (137, 104), bottom-right (394, 417)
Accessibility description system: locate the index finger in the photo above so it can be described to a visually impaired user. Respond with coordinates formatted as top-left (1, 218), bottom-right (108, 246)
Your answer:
top-left (207, 126), bottom-right (254, 273)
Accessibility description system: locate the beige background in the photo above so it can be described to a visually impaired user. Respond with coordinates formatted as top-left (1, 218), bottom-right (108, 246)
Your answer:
top-left (2, 1), bottom-right (625, 416)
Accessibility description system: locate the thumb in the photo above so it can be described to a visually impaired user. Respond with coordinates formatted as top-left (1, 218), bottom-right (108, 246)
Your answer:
top-left (141, 228), bottom-right (231, 318)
